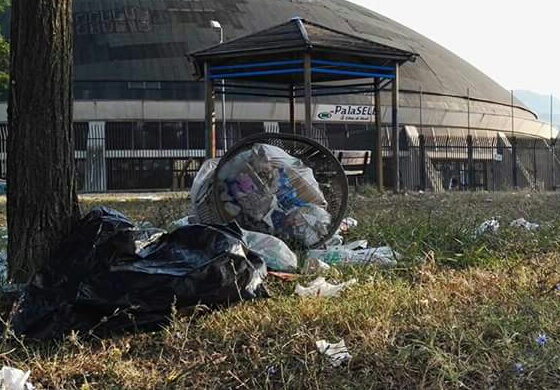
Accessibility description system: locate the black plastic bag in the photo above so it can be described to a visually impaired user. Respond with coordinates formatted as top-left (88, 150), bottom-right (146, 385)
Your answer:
top-left (10, 207), bottom-right (268, 339)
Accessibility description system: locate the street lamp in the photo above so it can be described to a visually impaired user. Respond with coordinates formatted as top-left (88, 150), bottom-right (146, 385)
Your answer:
top-left (210, 20), bottom-right (227, 151)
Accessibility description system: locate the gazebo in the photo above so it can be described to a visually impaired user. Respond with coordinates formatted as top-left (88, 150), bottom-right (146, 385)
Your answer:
top-left (189, 17), bottom-right (417, 191)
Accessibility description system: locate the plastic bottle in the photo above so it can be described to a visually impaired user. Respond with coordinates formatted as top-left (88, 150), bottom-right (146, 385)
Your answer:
top-left (306, 246), bottom-right (398, 267)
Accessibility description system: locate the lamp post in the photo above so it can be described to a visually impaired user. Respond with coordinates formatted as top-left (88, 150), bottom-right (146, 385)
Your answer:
top-left (210, 20), bottom-right (227, 152)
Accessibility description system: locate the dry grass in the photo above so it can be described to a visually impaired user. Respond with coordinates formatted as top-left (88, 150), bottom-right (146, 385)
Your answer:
top-left (2, 190), bottom-right (560, 389)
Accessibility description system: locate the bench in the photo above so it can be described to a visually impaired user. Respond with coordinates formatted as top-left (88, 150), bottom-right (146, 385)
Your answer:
top-left (336, 150), bottom-right (371, 187)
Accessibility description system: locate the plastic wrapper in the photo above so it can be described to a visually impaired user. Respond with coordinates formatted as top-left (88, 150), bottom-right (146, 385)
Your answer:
top-left (189, 158), bottom-right (219, 222)
top-left (9, 207), bottom-right (268, 340)
top-left (242, 229), bottom-right (298, 272)
top-left (215, 143), bottom-right (331, 247)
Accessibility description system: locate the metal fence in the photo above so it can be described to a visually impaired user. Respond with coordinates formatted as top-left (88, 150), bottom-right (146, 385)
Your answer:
top-left (399, 134), bottom-right (558, 192)
top-left (0, 121), bottom-right (558, 192)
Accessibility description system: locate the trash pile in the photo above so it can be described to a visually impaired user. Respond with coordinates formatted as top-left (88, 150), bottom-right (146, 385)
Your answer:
top-left (4, 137), bottom-right (390, 340)
top-left (9, 207), bottom-right (268, 340)
top-left (192, 143), bottom-right (333, 248)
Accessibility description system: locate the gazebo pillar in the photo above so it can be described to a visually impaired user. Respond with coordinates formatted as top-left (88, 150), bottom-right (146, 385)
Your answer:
top-left (374, 77), bottom-right (383, 191)
top-left (303, 53), bottom-right (312, 134)
top-left (204, 62), bottom-right (216, 158)
top-left (391, 65), bottom-right (400, 193)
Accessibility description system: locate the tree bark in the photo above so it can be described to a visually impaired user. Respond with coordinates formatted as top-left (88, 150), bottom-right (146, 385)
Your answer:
top-left (7, 0), bottom-right (79, 282)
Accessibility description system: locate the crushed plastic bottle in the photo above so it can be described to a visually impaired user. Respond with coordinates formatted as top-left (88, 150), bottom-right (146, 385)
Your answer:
top-left (306, 246), bottom-right (399, 267)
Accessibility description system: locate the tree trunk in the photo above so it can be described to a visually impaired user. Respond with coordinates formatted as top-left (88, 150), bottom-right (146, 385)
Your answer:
top-left (7, 0), bottom-right (79, 282)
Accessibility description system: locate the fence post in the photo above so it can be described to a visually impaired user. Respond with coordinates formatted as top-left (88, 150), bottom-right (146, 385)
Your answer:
top-left (552, 139), bottom-right (557, 190)
top-left (419, 133), bottom-right (426, 190)
top-left (533, 139), bottom-right (538, 190)
top-left (512, 136), bottom-right (518, 189)
top-left (467, 134), bottom-right (474, 190)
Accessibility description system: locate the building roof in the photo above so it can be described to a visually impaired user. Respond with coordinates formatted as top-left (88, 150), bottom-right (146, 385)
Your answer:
top-left (54, 0), bottom-right (522, 106)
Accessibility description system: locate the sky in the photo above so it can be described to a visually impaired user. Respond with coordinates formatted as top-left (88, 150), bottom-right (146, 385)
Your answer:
top-left (347, 0), bottom-right (560, 100)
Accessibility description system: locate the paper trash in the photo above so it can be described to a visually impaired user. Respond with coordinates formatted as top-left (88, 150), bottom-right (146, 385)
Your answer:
top-left (316, 339), bottom-right (352, 367)
top-left (295, 276), bottom-right (357, 297)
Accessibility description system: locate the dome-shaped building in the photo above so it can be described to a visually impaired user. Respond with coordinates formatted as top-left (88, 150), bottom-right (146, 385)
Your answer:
top-left (1, 0), bottom-right (556, 191)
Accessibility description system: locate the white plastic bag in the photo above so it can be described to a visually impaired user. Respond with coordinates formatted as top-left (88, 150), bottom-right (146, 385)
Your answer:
top-left (510, 218), bottom-right (539, 231)
top-left (0, 366), bottom-right (34, 390)
top-left (475, 218), bottom-right (500, 236)
top-left (295, 276), bottom-right (357, 297)
top-left (242, 229), bottom-right (298, 272)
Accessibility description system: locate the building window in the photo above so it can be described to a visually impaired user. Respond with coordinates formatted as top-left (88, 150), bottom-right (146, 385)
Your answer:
top-left (162, 122), bottom-right (188, 149)
top-left (134, 122), bottom-right (161, 149)
top-left (73, 122), bottom-right (89, 151)
top-left (106, 122), bottom-right (134, 150)
top-left (187, 122), bottom-right (205, 149)
top-left (127, 81), bottom-right (162, 89)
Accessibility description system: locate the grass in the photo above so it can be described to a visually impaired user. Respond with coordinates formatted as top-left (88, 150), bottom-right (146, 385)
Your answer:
top-left (2, 190), bottom-right (560, 388)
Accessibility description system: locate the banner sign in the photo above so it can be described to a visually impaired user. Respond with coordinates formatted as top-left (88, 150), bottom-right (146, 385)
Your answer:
top-left (314, 104), bottom-right (375, 122)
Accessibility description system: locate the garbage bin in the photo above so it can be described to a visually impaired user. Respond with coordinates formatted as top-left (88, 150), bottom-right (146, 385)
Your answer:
top-left (192, 133), bottom-right (348, 250)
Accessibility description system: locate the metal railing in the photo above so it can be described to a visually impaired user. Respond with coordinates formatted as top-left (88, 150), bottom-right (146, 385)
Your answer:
top-left (0, 122), bottom-right (558, 193)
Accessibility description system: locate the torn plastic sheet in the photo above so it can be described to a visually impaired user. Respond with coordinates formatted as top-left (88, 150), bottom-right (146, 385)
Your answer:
top-left (0, 366), bottom-right (34, 390)
top-left (295, 276), bottom-right (357, 297)
top-left (316, 339), bottom-right (352, 367)
top-left (10, 207), bottom-right (268, 340)
top-left (510, 218), bottom-right (539, 231)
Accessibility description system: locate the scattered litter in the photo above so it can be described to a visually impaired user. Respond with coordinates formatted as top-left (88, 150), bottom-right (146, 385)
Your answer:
top-left (301, 257), bottom-right (331, 274)
top-left (510, 218), bottom-right (539, 231)
top-left (330, 239), bottom-right (369, 251)
top-left (242, 229), bottom-right (298, 272)
top-left (340, 217), bottom-right (358, 230)
top-left (0, 366), bottom-right (34, 390)
top-left (315, 339), bottom-right (352, 367)
top-left (295, 276), bottom-right (357, 297)
top-left (475, 218), bottom-right (500, 236)
top-left (268, 271), bottom-right (300, 282)
top-left (10, 207), bottom-right (269, 340)
top-left (306, 246), bottom-right (400, 267)
top-left (324, 234), bottom-right (343, 247)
